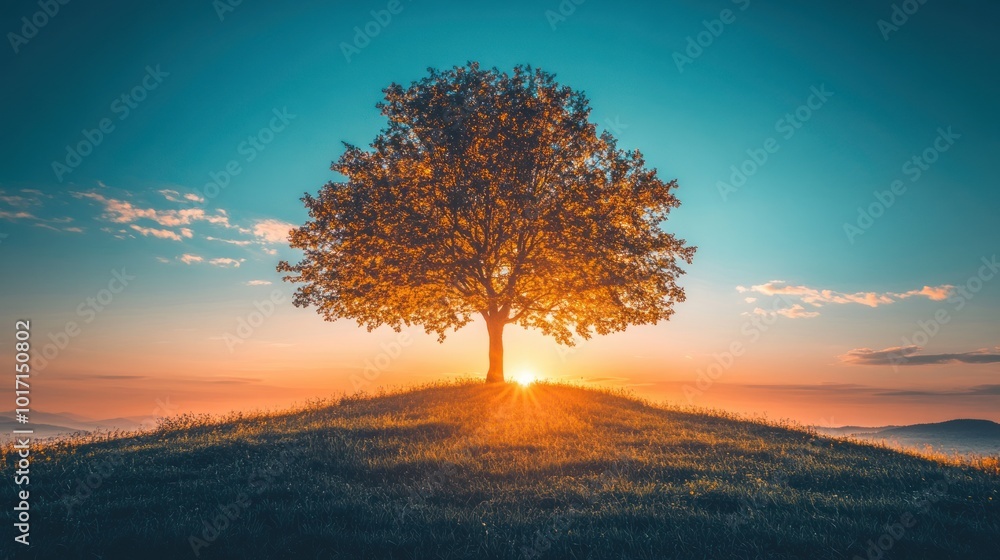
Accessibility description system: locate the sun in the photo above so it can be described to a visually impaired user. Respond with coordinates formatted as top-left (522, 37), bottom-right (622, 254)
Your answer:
top-left (513, 370), bottom-right (537, 387)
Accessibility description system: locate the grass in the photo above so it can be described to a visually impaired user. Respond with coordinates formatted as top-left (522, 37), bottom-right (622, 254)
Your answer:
top-left (3, 380), bottom-right (999, 559)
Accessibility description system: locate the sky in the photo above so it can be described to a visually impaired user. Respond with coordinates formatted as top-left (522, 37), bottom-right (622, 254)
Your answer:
top-left (1, 0), bottom-right (998, 426)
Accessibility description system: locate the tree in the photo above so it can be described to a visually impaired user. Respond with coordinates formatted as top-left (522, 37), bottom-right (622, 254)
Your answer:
top-left (278, 63), bottom-right (695, 383)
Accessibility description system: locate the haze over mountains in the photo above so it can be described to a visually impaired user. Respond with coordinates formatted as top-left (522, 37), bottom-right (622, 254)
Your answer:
top-left (0, 410), bottom-right (148, 439)
top-left (813, 419), bottom-right (1000, 458)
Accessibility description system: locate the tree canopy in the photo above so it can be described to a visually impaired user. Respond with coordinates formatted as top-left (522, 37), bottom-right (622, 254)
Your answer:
top-left (278, 62), bottom-right (695, 383)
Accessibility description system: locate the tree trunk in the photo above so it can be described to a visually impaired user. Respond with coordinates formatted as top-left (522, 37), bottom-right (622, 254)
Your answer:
top-left (485, 317), bottom-right (504, 383)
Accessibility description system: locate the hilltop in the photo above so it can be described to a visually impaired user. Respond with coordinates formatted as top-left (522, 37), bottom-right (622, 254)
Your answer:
top-left (3, 382), bottom-right (999, 559)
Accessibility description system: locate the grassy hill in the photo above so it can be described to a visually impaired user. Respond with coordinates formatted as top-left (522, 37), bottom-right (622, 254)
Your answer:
top-left (4, 382), bottom-right (999, 559)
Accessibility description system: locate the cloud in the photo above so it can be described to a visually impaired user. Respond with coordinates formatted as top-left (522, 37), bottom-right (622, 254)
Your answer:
top-left (777, 304), bottom-right (820, 319)
top-left (209, 257), bottom-right (243, 268)
top-left (743, 383), bottom-right (871, 393)
top-left (205, 377), bottom-right (262, 385)
top-left (896, 285), bottom-right (952, 301)
top-left (876, 384), bottom-right (1000, 397)
top-left (0, 210), bottom-right (38, 220)
top-left (245, 280), bottom-right (272, 286)
top-left (750, 304), bottom-right (820, 320)
top-left (73, 191), bottom-right (231, 228)
top-left (740, 382), bottom-right (1000, 402)
top-left (0, 195), bottom-right (38, 207)
top-left (34, 222), bottom-right (83, 233)
top-left (158, 189), bottom-right (204, 204)
top-left (0, 188), bottom-right (51, 208)
top-left (839, 345), bottom-right (1000, 366)
top-left (205, 236), bottom-right (253, 246)
top-left (0, 189), bottom-right (75, 228)
top-left (130, 224), bottom-right (192, 241)
top-left (176, 254), bottom-right (242, 267)
top-left (744, 297), bottom-right (757, 303)
top-left (252, 219), bottom-right (295, 244)
top-left (158, 189), bottom-right (184, 202)
top-left (739, 280), bottom-right (954, 318)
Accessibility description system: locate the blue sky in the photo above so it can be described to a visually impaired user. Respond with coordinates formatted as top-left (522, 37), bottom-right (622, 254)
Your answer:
top-left (1, 0), bottom-right (998, 424)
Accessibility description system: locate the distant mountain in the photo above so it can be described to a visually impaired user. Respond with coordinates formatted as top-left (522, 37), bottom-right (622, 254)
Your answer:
top-left (0, 410), bottom-right (95, 432)
top-left (880, 419), bottom-right (1000, 437)
top-left (0, 418), bottom-right (89, 440)
top-left (811, 425), bottom-right (899, 437)
top-left (52, 411), bottom-right (100, 423)
top-left (0, 410), bottom-right (148, 438)
top-left (814, 419), bottom-right (1000, 457)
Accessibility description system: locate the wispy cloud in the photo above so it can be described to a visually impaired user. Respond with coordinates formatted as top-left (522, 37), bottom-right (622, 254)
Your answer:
top-left (245, 280), bottom-right (272, 286)
top-left (749, 303), bottom-right (820, 319)
top-left (737, 280), bottom-right (955, 319)
top-left (740, 280), bottom-right (953, 308)
top-left (0, 194), bottom-right (39, 207)
top-left (252, 218), bottom-right (295, 244)
top-left (0, 190), bottom-right (77, 232)
top-left (2, 210), bottom-right (38, 220)
top-left (839, 345), bottom-right (1000, 366)
top-left (205, 236), bottom-right (253, 246)
top-left (157, 188), bottom-right (206, 204)
top-left (174, 253), bottom-right (243, 267)
top-left (130, 224), bottom-right (193, 241)
top-left (73, 191), bottom-right (231, 228)
top-left (876, 384), bottom-right (1000, 397)
top-left (208, 257), bottom-right (243, 268)
top-left (157, 189), bottom-right (185, 203)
